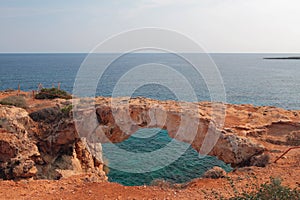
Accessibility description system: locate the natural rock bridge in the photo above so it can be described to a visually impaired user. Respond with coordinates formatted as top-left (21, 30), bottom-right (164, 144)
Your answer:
top-left (74, 97), bottom-right (278, 167)
top-left (1, 95), bottom-right (300, 180)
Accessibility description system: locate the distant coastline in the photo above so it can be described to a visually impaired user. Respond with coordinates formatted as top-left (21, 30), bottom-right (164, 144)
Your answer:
top-left (264, 57), bottom-right (300, 60)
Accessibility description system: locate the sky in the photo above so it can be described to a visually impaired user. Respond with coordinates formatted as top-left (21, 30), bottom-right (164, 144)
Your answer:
top-left (0, 0), bottom-right (300, 53)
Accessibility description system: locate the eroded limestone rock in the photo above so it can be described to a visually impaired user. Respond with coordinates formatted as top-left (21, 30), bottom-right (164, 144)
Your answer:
top-left (0, 105), bottom-right (106, 181)
top-left (203, 166), bottom-right (227, 179)
top-left (0, 106), bottom-right (40, 179)
top-left (2, 95), bottom-right (300, 180)
top-left (75, 98), bottom-right (266, 167)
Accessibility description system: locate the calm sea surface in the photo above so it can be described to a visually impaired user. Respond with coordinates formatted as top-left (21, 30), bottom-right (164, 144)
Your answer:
top-left (102, 129), bottom-right (232, 186)
top-left (1, 53), bottom-right (299, 109)
top-left (1, 53), bottom-right (299, 185)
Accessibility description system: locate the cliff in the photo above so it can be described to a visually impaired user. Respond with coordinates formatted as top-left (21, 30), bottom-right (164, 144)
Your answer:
top-left (0, 98), bottom-right (106, 181)
top-left (82, 97), bottom-right (300, 166)
top-left (0, 91), bottom-right (300, 180)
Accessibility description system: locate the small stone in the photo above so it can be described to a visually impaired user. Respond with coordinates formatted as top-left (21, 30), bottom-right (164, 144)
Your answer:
top-left (250, 153), bottom-right (270, 167)
top-left (203, 166), bottom-right (226, 179)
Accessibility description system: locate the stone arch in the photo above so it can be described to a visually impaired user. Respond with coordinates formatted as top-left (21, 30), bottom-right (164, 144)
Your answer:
top-left (78, 98), bottom-right (265, 167)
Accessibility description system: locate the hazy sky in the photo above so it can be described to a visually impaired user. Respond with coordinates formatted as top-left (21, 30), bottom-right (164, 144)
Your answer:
top-left (1, 0), bottom-right (300, 53)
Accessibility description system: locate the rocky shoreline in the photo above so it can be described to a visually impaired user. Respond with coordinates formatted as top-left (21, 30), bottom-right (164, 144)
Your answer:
top-left (0, 90), bottom-right (299, 199)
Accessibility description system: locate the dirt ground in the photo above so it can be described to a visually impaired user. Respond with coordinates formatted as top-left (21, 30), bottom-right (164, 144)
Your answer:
top-left (0, 140), bottom-right (298, 200)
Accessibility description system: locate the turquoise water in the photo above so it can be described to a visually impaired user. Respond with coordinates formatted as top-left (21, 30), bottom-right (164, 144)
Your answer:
top-left (102, 129), bottom-right (232, 186)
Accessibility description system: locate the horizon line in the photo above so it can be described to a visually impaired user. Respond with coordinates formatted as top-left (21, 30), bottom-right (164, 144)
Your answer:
top-left (0, 52), bottom-right (300, 54)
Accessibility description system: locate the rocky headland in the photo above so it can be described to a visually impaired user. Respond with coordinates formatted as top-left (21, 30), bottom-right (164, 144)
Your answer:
top-left (264, 57), bottom-right (300, 60)
top-left (0, 90), bottom-right (299, 199)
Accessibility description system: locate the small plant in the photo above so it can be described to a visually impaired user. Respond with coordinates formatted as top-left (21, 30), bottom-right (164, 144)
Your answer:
top-left (35, 88), bottom-right (72, 100)
top-left (61, 104), bottom-right (73, 115)
top-left (0, 95), bottom-right (27, 108)
top-left (226, 176), bottom-right (239, 197)
top-left (4, 88), bottom-right (15, 92)
top-left (229, 177), bottom-right (300, 200)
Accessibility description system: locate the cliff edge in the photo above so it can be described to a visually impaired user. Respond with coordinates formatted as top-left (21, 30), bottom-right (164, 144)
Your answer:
top-left (0, 91), bottom-right (300, 181)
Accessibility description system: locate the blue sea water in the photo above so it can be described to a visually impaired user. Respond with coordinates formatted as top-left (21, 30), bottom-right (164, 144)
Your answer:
top-left (0, 53), bottom-right (300, 109)
top-left (1, 53), bottom-right (300, 185)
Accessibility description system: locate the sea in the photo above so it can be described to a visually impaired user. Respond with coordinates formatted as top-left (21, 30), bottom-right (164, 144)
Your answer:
top-left (0, 53), bottom-right (299, 185)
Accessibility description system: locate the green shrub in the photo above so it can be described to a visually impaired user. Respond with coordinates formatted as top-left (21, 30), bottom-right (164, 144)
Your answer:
top-left (61, 104), bottom-right (73, 115)
top-left (35, 88), bottom-right (72, 100)
top-left (229, 177), bottom-right (300, 200)
top-left (4, 88), bottom-right (15, 92)
top-left (0, 95), bottom-right (27, 108)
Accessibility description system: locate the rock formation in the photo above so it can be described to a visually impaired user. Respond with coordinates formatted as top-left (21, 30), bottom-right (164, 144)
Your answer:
top-left (74, 97), bottom-right (267, 167)
top-left (79, 97), bottom-right (300, 167)
top-left (0, 106), bottom-right (40, 179)
top-left (1, 93), bottom-right (300, 180)
top-left (202, 166), bottom-right (226, 179)
top-left (0, 104), bottom-right (106, 181)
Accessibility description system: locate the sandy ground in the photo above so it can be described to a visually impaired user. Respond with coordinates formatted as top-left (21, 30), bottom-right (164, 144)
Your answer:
top-left (0, 140), bottom-right (298, 200)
